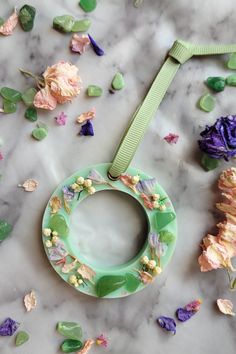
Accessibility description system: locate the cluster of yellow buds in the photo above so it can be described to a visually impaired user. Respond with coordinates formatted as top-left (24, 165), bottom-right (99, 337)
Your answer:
top-left (140, 255), bottom-right (162, 275)
top-left (70, 177), bottom-right (96, 195)
top-left (69, 274), bottom-right (84, 287)
top-left (43, 228), bottom-right (59, 248)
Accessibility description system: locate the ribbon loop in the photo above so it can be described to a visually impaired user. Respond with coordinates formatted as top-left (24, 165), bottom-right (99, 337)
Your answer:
top-left (168, 40), bottom-right (192, 64)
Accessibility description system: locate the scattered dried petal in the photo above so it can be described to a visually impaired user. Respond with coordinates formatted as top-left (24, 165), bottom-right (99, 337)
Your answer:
top-left (77, 339), bottom-right (94, 354)
top-left (79, 121), bottom-right (94, 136)
top-left (0, 9), bottom-right (18, 36)
top-left (185, 299), bottom-right (202, 312)
top-left (55, 112), bottom-right (67, 126)
top-left (164, 133), bottom-right (179, 145)
top-left (136, 178), bottom-right (157, 195)
top-left (49, 196), bottom-right (62, 214)
top-left (18, 178), bottom-right (39, 192)
top-left (96, 334), bottom-right (108, 348)
top-left (157, 316), bottom-right (176, 335)
top-left (48, 241), bottom-right (68, 261)
top-left (217, 298), bottom-right (235, 316)
top-left (24, 290), bottom-right (37, 312)
top-left (138, 270), bottom-right (153, 284)
top-left (76, 108), bottom-right (96, 124)
top-left (77, 264), bottom-right (96, 280)
top-left (0, 318), bottom-right (19, 336)
top-left (71, 34), bottom-right (90, 54)
top-left (87, 169), bottom-right (104, 184)
top-left (88, 34), bottom-right (104, 56)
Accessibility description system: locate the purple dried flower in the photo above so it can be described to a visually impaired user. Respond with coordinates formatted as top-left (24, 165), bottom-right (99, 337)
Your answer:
top-left (176, 308), bottom-right (195, 322)
top-left (48, 241), bottom-right (68, 261)
top-left (136, 178), bottom-right (156, 195)
top-left (157, 316), bottom-right (176, 334)
top-left (62, 186), bottom-right (75, 201)
top-left (198, 115), bottom-right (236, 160)
top-left (55, 112), bottom-right (67, 126)
top-left (148, 232), bottom-right (159, 248)
top-left (88, 34), bottom-right (105, 56)
top-left (87, 169), bottom-right (105, 183)
top-left (0, 318), bottom-right (19, 336)
top-left (79, 121), bottom-right (94, 136)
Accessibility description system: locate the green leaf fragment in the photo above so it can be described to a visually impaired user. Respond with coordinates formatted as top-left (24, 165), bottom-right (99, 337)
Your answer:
top-left (125, 273), bottom-right (140, 292)
top-left (53, 15), bottom-right (75, 33)
top-left (71, 19), bottom-right (91, 32)
top-left (32, 127), bottom-right (48, 141)
top-left (3, 99), bottom-right (17, 114)
top-left (0, 87), bottom-right (22, 103)
top-left (227, 53), bottom-right (236, 70)
top-left (159, 230), bottom-right (175, 244)
top-left (155, 212), bottom-right (176, 231)
top-left (25, 106), bottom-right (38, 122)
top-left (87, 85), bottom-right (103, 97)
top-left (79, 0), bottom-right (97, 13)
top-left (49, 214), bottom-right (69, 237)
top-left (111, 72), bottom-right (125, 90)
top-left (15, 331), bottom-right (29, 346)
top-left (60, 339), bottom-right (83, 353)
top-left (96, 275), bottom-right (126, 297)
top-left (201, 153), bottom-right (219, 171)
top-left (57, 322), bottom-right (83, 340)
top-left (19, 5), bottom-right (36, 31)
top-left (21, 87), bottom-right (37, 106)
top-left (0, 220), bottom-right (13, 241)
top-left (198, 93), bottom-right (215, 112)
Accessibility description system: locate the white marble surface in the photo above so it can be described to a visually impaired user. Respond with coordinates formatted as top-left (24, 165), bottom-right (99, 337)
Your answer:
top-left (1, 0), bottom-right (236, 353)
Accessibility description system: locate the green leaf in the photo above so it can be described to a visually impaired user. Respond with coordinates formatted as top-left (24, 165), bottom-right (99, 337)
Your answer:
top-left (96, 275), bottom-right (126, 297)
top-left (201, 153), bottom-right (219, 171)
top-left (159, 230), bottom-right (175, 245)
top-left (25, 106), bottom-right (38, 122)
top-left (21, 87), bottom-right (37, 106)
top-left (231, 277), bottom-right (236, 290)
top-left (125, 273), bottom-right (140, 292)
top-left (0, 220), bottom-right (13, 241)
top-left (15, 331), bottom-right (29, 346)
top-left (49, 214), bottom-right (69, 237)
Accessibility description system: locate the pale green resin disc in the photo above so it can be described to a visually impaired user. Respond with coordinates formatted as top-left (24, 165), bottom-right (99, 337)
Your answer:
top-left (42, 163), bottom-right (177, 298)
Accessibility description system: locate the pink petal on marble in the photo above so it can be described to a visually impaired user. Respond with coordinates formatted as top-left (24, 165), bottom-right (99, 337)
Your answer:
top-left (55, 112), bottom-right (67, 126)
top-left (70, 34), bottom-right (90, 54)
top-left (0, 152), bottom-right (3, 160)
top-left (164, 133), bottom-right (179, 145)
top-left (0, 9), bottom-right (18, 36)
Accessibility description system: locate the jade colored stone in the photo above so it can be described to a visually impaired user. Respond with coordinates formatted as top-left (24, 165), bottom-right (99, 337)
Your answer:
top-left (19, 4), bottom-right (36, 32)
top-left (60, 339), bottom-right (83, 353)
top-left (96, 275), bottom-right (126, 297)
top-left (49, 214), bottom-right (69, 237)
top-left (111, 72), bottom-right (125, 90)
top-left (0, 17), bottom-right (4, 27)
top-left (0, 220), bottom-right (12, 241)
top-left (201, 153), bottom-right (219, 171)
top-left (21, 87), bottom-right (37, 106)
top-left (53, 15), bottom-right (75, 33)
top-left (125, 273), bottom-right (140, 293)
top-left (79, 0), bottom-right (97, 13)
top-left (3, 99), bottom-right (17, 114)
top-left (206, 76), bottom-right (225, 92)
top-left (25, 107), bottom-right (37, 122)
top-left (71, 19), bottom-right (91, 32)
top-left (57, 322), bottom-right (82, 340)
top-left (198, 93), bottom-right (215, 112)
top-left (87, 85), bottom-right (102, 97)
top-left (155, 212), bottom-right (176, 231)
top-left (0, 87), bottom-right (22, 103)
top-left (15, 331), bottom-right (29, 346)
top-left (226, 74), bottom-right (236, 86)
top-left (159, 230), bottom-right (174, 245)
top-left (32, 127), bottom-right (47, 141)
top-left (227, 53), bottom-right (236, 69)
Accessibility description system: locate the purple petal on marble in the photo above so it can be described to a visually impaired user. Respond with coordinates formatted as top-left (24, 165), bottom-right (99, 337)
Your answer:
top-left (0, 318), bottom-right (19, 336)
top-left (79, 120), bottom-right (94, 136)
top-left (48, 241), bottom-right (68, 261)
top-left (157, 316), bottom-right (176, 334)
top-left (88, 34), bottom-right (105, 56)
top-left (176, 308), bottom-right (195, 322)
top-left (136, 178), bottom-right (156, 195)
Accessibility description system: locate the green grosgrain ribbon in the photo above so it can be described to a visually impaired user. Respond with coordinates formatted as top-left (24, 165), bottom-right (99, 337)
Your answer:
top-left (108, 40), bottom-right (236, 179)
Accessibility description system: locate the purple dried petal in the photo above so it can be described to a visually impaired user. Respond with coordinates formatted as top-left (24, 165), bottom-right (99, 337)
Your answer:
top-left (136, 178), bottom-right (156, 195)
top-left (62, 186), bottom-right (75, 201)
top-left (185, 299), bottom-right (202, 312)
top-left (88, 34), bottom-right (105, 56)
top-left (176, 308), bottom-right (195, 322)
top-left (48, 241), bottom-right (68, 261)
top-left (0, 318), bottom-right (19, 336)
top-left (148, 232), bottom-right (159, 248)
top-left (157, 316), bottom-right (176, 334)
top-left (79, 121), bottom-right (94, 136)
top-left (87, 169), bottom-right (104, 183)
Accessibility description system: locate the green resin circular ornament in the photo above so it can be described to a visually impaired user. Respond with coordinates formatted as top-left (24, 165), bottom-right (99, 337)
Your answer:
top-left (42, 163), bottom-right (177, 298)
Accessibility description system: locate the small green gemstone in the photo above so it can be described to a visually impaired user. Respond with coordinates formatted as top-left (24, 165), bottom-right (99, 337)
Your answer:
top-left (19, 4), bottom-right (36, 31)
top-left (71, 19), bottom-right (91, 32)
top-left (201, 153), bottom-right (219, 171)
top-left (49, 214), bottom-right (69, 237)
top-left (206, 76), bottom-right (225, 92)
top-left (60, 339), bottom-right (83, 353)
top-left (32, 127), bottom-right (48, 141)
top-left (0, 220), bottom-right (12, 241)
top-left (22, 87), bottom-right (37, 106)
top-left (87, 85), bottom-right (103, 97)
top-left (0, 17), bottom-right (4, 26)
top-left (79, 0), bottom-right (97, 13)
top-left (155, 212), bottom-right (176, 231)
top-left (3, 99), bottom-right (17, 114)
top-left (111, 72), bottom-right (125, 90)
top-left (53, 15), bottom-right (75, 33)
top-left (96, 275), bottom-right (126, 297)
top-left (226, 74), bottom-right (236, 86)
top-left (57, 322), bottom-right (82, 340)
top-left (227, 53), bottom-right (236, 70)
top-left (198, 93), bottom-right (215, 112)
top-left (0, 87), bottom-right (22, 103)
top-left (125, 273), bottom-right (140, 293)
top-left (25, 107), bottom-right (38, 122)
top-left (15, 331), bottom-right (29, 346)
top-left (159, 230), bottom-right (174, 244)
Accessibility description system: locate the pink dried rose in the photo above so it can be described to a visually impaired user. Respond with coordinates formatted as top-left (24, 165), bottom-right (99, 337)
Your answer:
top-left (0, 9), bottom-right (18, 36)
top-left (71, 34), bottom-right (90, 54)
top-left (77, 339), bottom-right (94, 354)
top-left (96, 334), bottom-right (108, 348)
top-left (164, 133), bottom-right (179, 145)
top-left (216, 299), bottom-right (235, 316)
top-left (33, 86), bottom-right (57, 110)
top-left (55, 112), bottom-right (67, 125)
top-left (76, 108), bottom-right (96, 124)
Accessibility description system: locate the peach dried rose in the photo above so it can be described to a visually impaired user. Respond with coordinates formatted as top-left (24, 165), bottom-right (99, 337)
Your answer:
top-left (218, 167), bottom-right (236, 195)
top-left (34, 86), bottom-right (57, 110)
top-left (0, 9), bottom-right (18, 36)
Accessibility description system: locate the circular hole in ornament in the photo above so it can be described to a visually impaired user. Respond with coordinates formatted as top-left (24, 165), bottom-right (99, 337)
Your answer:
top-left (70, 190), bottom-right (149, 268)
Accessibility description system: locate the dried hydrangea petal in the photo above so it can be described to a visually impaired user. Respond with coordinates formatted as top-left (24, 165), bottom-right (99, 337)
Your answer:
top-left (176, 308), bottom-right (195, 322)
top-left (70, 34), bottom-right (90, 54)
top-left (18, 178), bottom-right (39, 192)
top-left (48, 241), bottom-right (68, 261)
top-left (136, 178), bottom-right (157, 195)
top-left (0, 318), bottom-right (19, 336)
top-left (87, 169), bottom-right (104, 183)
top-left (88, 34), bottom-right (104, 56)
top-left (0, 9), bottom-right (18, 36)
top-left (24, 290), bottom-right (37, 312)
top-left (79, 121), bottom-right (94, 136)
top-left (157, 316), bottom-right (176, 334)
top-left (217, 298), bottom-right (235, 316)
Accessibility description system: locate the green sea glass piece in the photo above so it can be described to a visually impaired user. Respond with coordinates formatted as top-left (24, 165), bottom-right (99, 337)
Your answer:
top-left (3, 99), bottom-right (17, 114)
top-left (96, 275), bottom-right (126, 297)
top-left (71, 19), bottom-right (91, 32)
top-left (125, 273), bottom-right (140, 293)
top-left (87, 85), bottom-right (103, 97)
top-left (15, 331), bottom-right (29, 346)
top-left (0, 220), bottom-right (12, 241)
top-left (159, 230), bottom-right (174, 244)
top-left (60, 339), bottom-right (83, 353)
top-left (79, 0), bottom-right (97, 12)
top-left (201, 153), bottom-right (219, 171)
top-left (21, 87), bottom-right (37, 106)
top-left (226, 74), bottom-right (236, 86)
top-left (0, 17), bottom-right (4, 27)
top-left (57, 322), bottom-right (82, 340)
top-left (198, 93), bottom-right (215, 112)
top-left (32, 127), bottom-right (47, 140)
top-left (111, 72), bottom-right (125, 90)
top-left (53, 15), bottom-right (75, 33)
top-left (155, 212), bottom-right (176, 231)
top-left (0, 87), bottom-right (22, 103)
top-left (227, 53), bottom-right (236, 69)
top-left (19, 4), bottom-right (36, 32)
top-left (49, 214), bottom-right (69, 237)
top-left (206, 76), bottom-right (225, 92)
top-left (25, 107), bottom-right (37, 122)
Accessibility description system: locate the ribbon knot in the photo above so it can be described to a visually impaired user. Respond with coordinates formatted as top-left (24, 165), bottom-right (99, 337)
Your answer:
top-left (168, 40), bottom-right (193, 64)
